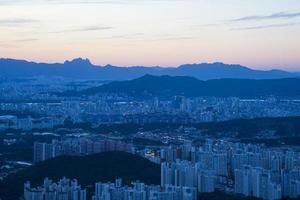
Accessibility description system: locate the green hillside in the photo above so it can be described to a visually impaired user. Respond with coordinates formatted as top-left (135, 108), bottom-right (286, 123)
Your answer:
top-left (0, 151), bottom-right (160, 200)
top-left (83, 75), bottom-right (300, 98)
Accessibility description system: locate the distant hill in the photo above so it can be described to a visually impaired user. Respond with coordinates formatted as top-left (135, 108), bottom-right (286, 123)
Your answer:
top-left (92, 116), bottom-right (300, 139)
top-left (0, 151), bottom-right (160, 200)
top-left (168, 62), bottom-right (297, 80)
top-left (0, 58), bottom-right (298, 80)
top-left (82, 75), bottom-right (300, 98)
top-left (196, 116), bottom-right (300, 139)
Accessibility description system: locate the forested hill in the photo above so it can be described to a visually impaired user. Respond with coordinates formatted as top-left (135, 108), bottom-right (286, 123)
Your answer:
top-left (0, 151), bottom-right (160, 200)
top-left (83, 75), bottom-right (300, 97)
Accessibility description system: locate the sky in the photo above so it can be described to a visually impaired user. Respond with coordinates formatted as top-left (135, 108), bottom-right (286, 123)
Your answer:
top-left (0, 0), bottom-right (300, 70)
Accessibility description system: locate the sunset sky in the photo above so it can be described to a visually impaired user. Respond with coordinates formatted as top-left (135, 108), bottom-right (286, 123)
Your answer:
top-left (0, 0), bottom-right (300, 70)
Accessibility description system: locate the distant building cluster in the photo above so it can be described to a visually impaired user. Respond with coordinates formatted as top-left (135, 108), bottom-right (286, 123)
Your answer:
top-left (1, 96), bottom-right (300, 130)
top-left (24, 177), bottom-right (197, 200)
top-left (160, 140), bottom-right (300, 200)
top-left (33, 138), bottom-right (134, 163)
top-left (0, 115), bottom-right (64, 131)
top-left (92, 178), bottom-right (196, 200)
top-left (24, 177), bottom-right (86, 200)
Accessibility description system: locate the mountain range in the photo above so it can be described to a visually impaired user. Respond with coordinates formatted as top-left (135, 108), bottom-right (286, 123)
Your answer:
top-left (81, 75), bottom-right (300, 98)
top-left (0, 58), bottom-right (299, 80)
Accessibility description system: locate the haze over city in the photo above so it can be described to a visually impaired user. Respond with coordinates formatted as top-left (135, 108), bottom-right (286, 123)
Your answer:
top-left (1, 0), bottom-right (300, 70)
top-left (1, 1), bottom-right (300, 200)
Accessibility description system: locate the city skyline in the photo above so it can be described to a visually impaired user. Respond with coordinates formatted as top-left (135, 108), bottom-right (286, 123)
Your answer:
top-left (1, 2), bottom-right (300, 200)
top-left (1, 0), bottom-right (300, 70)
